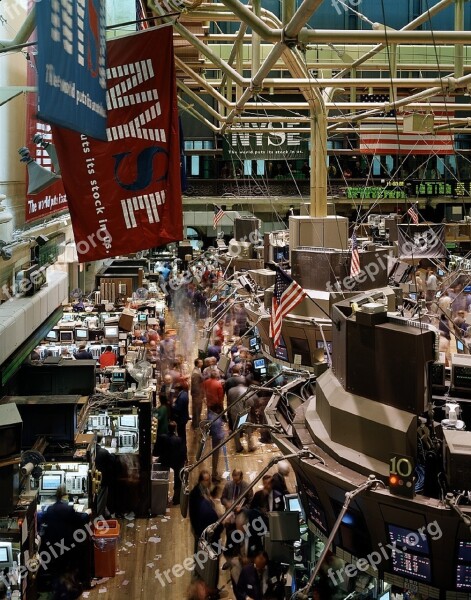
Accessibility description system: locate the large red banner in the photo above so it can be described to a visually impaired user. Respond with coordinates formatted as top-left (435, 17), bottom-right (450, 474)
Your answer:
top-left (52, 26), bottom-right (183, 262)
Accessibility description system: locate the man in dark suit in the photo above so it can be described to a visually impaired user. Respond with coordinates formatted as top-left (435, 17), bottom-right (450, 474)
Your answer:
top-left (189, 470), bottom-right (222, 551)
top-left (158, 421), bottom-right (186, 505)
top-left (250, 475), bottom-right (284, 519)
top-left (172, 378), bottom-right (190, 455)
top-left (221, 469), bottom-right (253, 513)
top-left (40, 485), bottom-right (91, 592)
top-left (236, 551), bottom-right (284, 600)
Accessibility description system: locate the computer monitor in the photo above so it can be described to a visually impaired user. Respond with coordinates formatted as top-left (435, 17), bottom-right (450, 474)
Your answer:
top-left (138, 313), bottom-right (148, 322)
top-left (235, 411), bottom-right (250, 429)
top-left (75, 328), bottom-right (89, 341)
top-left (46, 329), bottom-right (58, 342)
top-left (409, 293), bottom-right (417, 301)
top-left (62, 314), bottom-right (74, 322)
top-left (378, 592), bottom-right (390, 600)
top-left (40, 471), bottom-right (65, 495)
top-left (285, 493), bottom-right (304, 517)
top-left (112, 369), bottom-right (126, 384)
top-left (118, 415), bottom-right (138, 429)
top-left (0, 542), bottom-right (13, 569)
top-left (59, 330), bottom-right (74, 343)
top-left (104, 325), bottom-right (119, 339)
top-left (457, 340), bottom-right (465, 353)
top-left (437, 269), bottom-right (445, 277)
top-left (249, 337), bottom-right (258, 349)
top-left (253, 358), bottom-right (266, 370)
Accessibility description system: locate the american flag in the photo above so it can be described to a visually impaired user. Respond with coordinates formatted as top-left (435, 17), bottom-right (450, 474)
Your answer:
top-left (350, 231), bottom-right (361, 278)
top-left (213, 205), bottom-right (224, 229)
top-left (269, 267), bottom-right (306, 349)
top-left (407, 203), bottom-right (419, 224)
top-left (359, 94), bottom-right (454, 155)
top-left (136, 0), bottom-right (149, 29)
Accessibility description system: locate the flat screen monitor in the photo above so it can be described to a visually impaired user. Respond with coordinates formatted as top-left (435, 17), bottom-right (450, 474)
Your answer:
top-left (378, 592), bottom-right (390, 600)
top-left (275, 346), bottom-right (288, 361)
top-left (387, 524), bottom-right (429, 554)
top-left (62, 314), bottom-right (74, 322)
top-left (0, 542), bottom-right (13, 569)
top-left (119, 415), bottom-right (138, 428)
top-left (437, 269), bottom-right (445, 276)
top-left (59, 330), bottom-right (74, 343)
top-left (138, 313), bottom-right (147, 322)
top-left (456, 564), bottom-right (471, 590)
top-left (457, 340), bottom-right (465, 353)
top-left (286, 493), bottom-right (305, 519)
top-left (409, 293), bottom-right (417, 301)
top-left (46, 330), bottom-right (58, 342)
top-left (75, 328), bottom-right (88, 341)
top-left (391, 551), bottom-right (431, 582)
top-left (268, 512), bottom-right (301, 542)
top-left (249, 337), bottom-right (258, 348)
top-left (253, 358), bottom-right (266, 370)
top-left (40, 471), bottom-right (65, 495)
top-left (235, 411), bottom-right (250, 429)
top-left (458, 540), bottom-right (471, 562)
top-left (104, 326), bottom-right (119, 339)
top-left (464, 286), bottom-right (471, 294)
top-left (210, 295), bottom-right (218, 303)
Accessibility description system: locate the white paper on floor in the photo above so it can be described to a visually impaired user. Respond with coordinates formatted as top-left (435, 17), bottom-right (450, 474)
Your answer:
top-left (124, 512), bottom-right (135, 521)
top-left (125, 542), bottom-right (134, 547)
top-left (126, 522), bottom-right (135, 528)
top-left (150, 525), bottom-right (158, 530)
top-left (116, 571), bottom-right (125, 576)
top-left (82, 593), bottom-right (90, 598)
top-left (148, 536), bottom-right (161, 543)
top-left (122, 580), bottom-right (129, 586)
top-left (98, 588), bottom-right (107, 594)
top-left (147, 563), bottom-right (154, 568)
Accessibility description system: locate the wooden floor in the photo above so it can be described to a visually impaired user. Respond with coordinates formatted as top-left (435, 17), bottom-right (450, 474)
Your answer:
top-left (82, 309), bottom-right (289, 600)
top-left (82, 431), bottom-right (286, 600)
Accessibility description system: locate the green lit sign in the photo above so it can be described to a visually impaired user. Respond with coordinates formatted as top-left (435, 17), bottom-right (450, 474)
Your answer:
top-left (346, 186), bottom-right (406, 200)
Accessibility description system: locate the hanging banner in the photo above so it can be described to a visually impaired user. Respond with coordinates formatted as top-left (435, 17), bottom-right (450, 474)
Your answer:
top-left (36, 0), bottom-right (107, 139)
top-left (397, 224), bottom-right (446, 259)
top-left (25, 63), bottom-right (68, 223)
top-left (52, 26), bottom-right (183, 262)
top-left (223, 124), bottom-right (309, 160)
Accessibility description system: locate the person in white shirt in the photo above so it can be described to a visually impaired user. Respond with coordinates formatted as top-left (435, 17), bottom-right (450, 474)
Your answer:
top-left (426, 269), bottom-right (438, 303)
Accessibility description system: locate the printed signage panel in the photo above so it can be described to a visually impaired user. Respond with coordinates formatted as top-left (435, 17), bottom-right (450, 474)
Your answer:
top-left (36, 0), bottom-right (107, 139)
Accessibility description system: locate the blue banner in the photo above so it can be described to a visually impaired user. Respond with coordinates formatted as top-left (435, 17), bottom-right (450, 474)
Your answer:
top-left (36, 0), bottom-right (107, 140)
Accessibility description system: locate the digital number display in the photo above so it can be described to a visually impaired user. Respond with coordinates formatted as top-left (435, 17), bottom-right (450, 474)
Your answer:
top-left (387, 524), bottom-right (429, 554)
top-left (391, 551), bottom-right (431, 582)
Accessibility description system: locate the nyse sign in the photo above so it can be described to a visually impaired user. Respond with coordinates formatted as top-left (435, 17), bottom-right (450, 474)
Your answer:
top-left (224, 123), bottom-right (309, 160)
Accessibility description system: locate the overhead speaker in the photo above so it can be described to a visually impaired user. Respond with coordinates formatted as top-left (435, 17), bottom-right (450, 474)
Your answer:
top-left (18, 147), bottom-right (61, 195)
top-left (32, 133), bottom-right (61, 175)
top-left (36, 234), bottom-right (49, 247)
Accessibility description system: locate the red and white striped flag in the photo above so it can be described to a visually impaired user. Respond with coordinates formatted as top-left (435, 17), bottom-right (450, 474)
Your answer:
top-left (213, 205), bottom-right (224, 229)
top-left (136, 0), bottom-right (149, 29)
top-left (269, 267), bottom-right (306, 349)
top-left (359, 94), bottom-right (454, 155)
top-left (350, 231), bottom-right (361, 278)
top-left (407, 203), bottom-right (419, 224)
